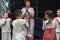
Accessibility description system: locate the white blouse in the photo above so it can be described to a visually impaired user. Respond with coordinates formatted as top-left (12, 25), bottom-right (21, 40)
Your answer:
top-left (12, 19), bottom-right (29, 35)
top-left (42, 19), bottom-right (56, 30)
top-left (21, 7), bottom-right (34, 18)
top-left (54, 17), bottom-right (60, 32)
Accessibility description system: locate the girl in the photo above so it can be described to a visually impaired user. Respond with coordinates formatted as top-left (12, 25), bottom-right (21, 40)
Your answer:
top-left (21, 1), bottom-right (34, 40)
top-left (0, 11), bottom-right (12, 40)
top-left (12, 9), bottom-right (29, 40)
top-left (54, 9), bottom-right (60, 40)
top-left (42, 10), bottom-right (56, 40)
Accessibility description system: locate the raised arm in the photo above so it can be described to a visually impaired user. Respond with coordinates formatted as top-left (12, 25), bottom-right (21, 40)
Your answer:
top-left (29, 8), bottom-right (34, 18)
top-left (21, 8), bottom-right (26, 19)
top-left (0, 19), bottom-right (6, 26)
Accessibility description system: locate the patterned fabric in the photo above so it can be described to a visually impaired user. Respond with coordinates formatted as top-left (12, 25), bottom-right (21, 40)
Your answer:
top-left (2, 32), bottom-right (11, 40)
top-left (12, 19), bottom-right (28, 40)
top-left (1, 18), bottom-right (11, 33)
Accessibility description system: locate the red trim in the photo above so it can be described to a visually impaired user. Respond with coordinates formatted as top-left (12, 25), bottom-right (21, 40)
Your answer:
top-left (43, 28), bottom-right (56, 40)
top-left (45, 28), bottom-right (56, 30)
top-left (27, 18), bottom-right (31, 34)
top-left (56, 19), bottom-right (60, 24)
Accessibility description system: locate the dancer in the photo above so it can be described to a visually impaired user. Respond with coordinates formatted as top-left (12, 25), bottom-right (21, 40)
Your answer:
top-left (12, 9), bottom-right (28, 40)
top-left (0, 11), bottom-right (11, 40)
top-left (54, 9), bottom-right (60, 40)
top-left (42, 10), bottom-right (56, 40)
top-left (21, 1), bottom-right (34, 40)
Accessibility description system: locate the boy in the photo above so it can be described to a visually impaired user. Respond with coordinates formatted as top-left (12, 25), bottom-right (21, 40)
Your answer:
top-left (0, 11), bottom-right (11, 40)
top-left (12, 9), bottom-right (28, 40)
top-left (54, 9), bottom-right (60, 40)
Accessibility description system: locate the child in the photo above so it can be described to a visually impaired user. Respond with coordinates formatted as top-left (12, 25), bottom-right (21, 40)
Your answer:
top-left (12, 9), bottom-right (29, 40)
top-left (21, 1), bottom-right (34, 40)
top-left (54, 9), bottom-right (60, 40)
top-left (42, 10), bottom-right (56, 40)
top-left (0, 11), bottom-right (12, 40)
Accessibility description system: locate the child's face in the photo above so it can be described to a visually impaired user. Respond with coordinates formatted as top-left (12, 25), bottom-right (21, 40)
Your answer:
top-left (45, 14), bottom-right (49, 19)
top-left (57, 10), bottom-right (60, 16)
top-left (26, 1), bottom-right (30, 8)
top-left (3, 13), bottom-right (8, 18)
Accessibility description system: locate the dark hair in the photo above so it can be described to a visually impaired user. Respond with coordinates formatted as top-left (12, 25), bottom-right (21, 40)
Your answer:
top-left (2, 11), bottom-right (8, 16)
top-left (15, 9), bottom-right (22, 17)
top-left (57, 9), bottom-right (60, 11)
top-left (45, 10), bottom-right (54, 23)
top-left (24, 0), bottom-right (30, 4)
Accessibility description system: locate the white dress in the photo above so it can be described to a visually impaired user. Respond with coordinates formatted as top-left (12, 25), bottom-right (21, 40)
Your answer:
top-left (21, 7), bottom-right (34, 38)
top-left (0, 18), bottom-right (11, 40)
top-left (12, 19), bottom-right (28, 40)
top-left (54, 17), bottom-right (60, 40)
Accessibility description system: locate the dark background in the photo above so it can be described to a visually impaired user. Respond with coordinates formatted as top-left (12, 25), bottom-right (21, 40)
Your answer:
top-left (10, 0), bottom-right (58, 18)
top-left (10, 0), bottom-right (58, 40)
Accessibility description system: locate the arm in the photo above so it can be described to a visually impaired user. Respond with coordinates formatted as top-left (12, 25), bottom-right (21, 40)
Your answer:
top-left (42, 20), bottom-right (45, 30)
top-left (12, 21), bottom-right (16, 28)
top-left (28, 8), bottom-right (35, 18)
top-left (21, 8), bottom-right (27, 19)
top-left (0, 19), bottom-right (6, 26)
top-left (21, 13), bottom-right (26, 19)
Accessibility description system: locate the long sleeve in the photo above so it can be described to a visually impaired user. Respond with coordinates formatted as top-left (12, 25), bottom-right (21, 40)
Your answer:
top-left (52, 18), bottom-right (58, 29)
top-left (42, 20), bottom-right (45, 30)
top-left (0, 19), bottom-right (5, 26)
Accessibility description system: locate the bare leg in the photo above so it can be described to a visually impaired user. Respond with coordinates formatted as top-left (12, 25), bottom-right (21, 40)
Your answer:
top-left (29, 37), bottom-right (32, 40)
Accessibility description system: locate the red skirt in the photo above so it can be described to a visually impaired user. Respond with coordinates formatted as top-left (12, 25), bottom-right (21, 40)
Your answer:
top-left (43, 28), bottom-right (57, 40)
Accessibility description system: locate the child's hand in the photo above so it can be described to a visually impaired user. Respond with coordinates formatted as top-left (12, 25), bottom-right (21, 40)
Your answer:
top-left (9, 18), bottom-right (12, 22)
top-left (5, 19), bottom-right (7, 24)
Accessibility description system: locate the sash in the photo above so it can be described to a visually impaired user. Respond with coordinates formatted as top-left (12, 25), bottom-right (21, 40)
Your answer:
top-left (56, 18), bottom-right (60, 24)
top-left (27, 18), bottom-right (31, 34)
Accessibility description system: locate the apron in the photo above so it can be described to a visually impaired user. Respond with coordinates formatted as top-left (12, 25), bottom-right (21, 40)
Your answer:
top-left (43, 28), bottom-right (57, 40)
